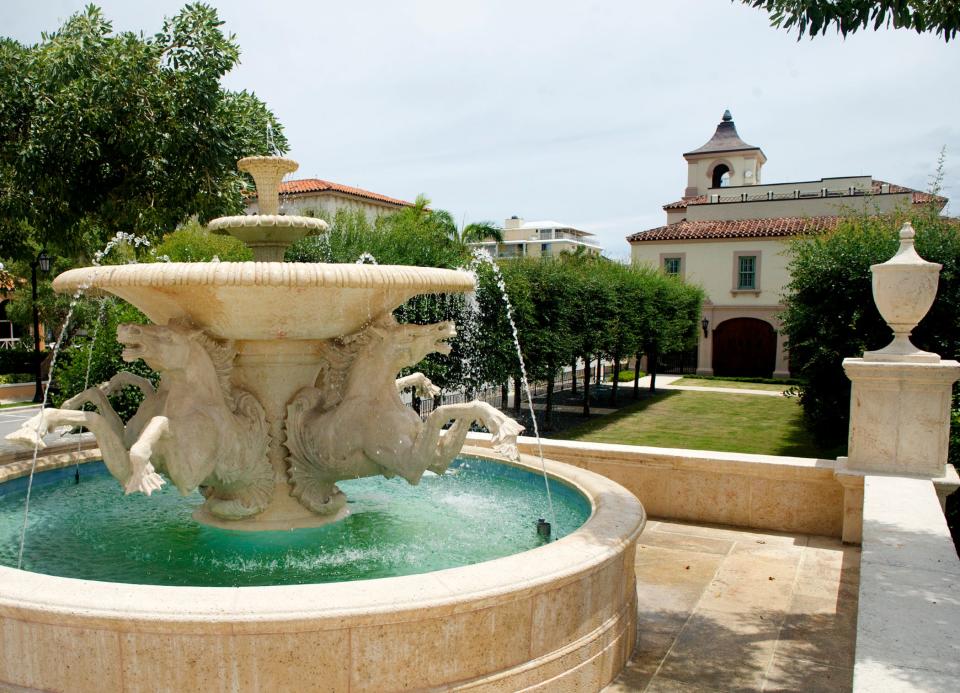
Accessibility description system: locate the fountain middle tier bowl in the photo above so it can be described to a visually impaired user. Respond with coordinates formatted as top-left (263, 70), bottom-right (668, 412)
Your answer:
top-left (53, 262), bottom-right (475, 340)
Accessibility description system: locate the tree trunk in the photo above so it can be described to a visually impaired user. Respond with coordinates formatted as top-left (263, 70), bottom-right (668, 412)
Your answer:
top-left (596, 357), bottom-right (603, 384)
top-left (500, 382), bottom-right (509, 410)
top-left (513, 376), bottom-right (522, 413)
top-left (582, 353), bottom-right (591, 417)
top-left (648, 346), bottom-right (658, 392)
top-left (633, 352), bottom-right (641, 399)
top-left (545, 374), bottom-right (555, 430)
top-left (610, 352), bottom-right (621, 406)
top-left (571, 359), bottom-right (578, 395)
top-left (412, 395), bottom-right (421, 416)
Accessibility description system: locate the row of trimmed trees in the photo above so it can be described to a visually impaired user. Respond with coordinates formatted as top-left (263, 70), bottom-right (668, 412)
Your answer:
top-left (494, 257), bottom-right (703, 427)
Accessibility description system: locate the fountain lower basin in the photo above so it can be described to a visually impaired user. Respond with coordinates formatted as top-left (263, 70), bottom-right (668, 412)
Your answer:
top-left (0, 447), bottom-right (644, 692)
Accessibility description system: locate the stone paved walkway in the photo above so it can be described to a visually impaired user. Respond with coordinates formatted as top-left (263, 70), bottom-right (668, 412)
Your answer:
top-left (607, 520), bottom-right (860, 692)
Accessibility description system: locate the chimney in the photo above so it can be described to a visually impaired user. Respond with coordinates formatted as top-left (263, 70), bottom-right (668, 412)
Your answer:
top-left (504, 216), bottom-right (523, 230)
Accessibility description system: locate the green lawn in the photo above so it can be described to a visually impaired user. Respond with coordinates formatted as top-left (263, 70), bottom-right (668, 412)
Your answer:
top-left (562, 389), bottom-right (839, 458)
top-left (672, 377), bottom-right (789, 392)
top-left (0, 400), bottom-right (33, 409)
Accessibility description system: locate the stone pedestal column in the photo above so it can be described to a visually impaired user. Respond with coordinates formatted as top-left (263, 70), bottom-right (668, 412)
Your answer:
top-left (193, 339), bottom-right (344, 530)
top-left (842, 359), bottom-right (959, 477)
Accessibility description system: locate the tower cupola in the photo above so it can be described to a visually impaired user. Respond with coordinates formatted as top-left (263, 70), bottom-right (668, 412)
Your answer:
top-left (682, 111), bottom-right (766, 197)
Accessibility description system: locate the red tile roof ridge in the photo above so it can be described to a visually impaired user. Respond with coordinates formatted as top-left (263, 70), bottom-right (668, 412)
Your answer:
top-left (663, 195), bottom-right (707, 210)
top-left (627, 215), bottom-right (842, 243)
top-left (249, 178), bottom-right (412, 207)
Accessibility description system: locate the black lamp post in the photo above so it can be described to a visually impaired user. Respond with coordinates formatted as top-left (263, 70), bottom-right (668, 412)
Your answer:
top-left (701, 316), bottom-right (710, 338)
top-left (31, 250), bottom-right (51, 404)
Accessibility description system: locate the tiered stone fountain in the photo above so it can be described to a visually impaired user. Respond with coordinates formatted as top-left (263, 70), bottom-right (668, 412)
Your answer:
top-left (10, 155), bottom-right (523, 530)
top-left (0, 155), bottom-right (644, 692)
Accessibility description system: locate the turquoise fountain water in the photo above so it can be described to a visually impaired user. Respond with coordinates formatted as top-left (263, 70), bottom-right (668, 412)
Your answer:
top-left (0, 455), bottom-right (589, 587)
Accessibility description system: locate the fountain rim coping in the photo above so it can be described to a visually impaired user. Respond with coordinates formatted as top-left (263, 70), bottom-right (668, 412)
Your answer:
top-left (0, 447), bottom-right (644, 631)
top-left (207, 215), bottom-right (329, 231)
top-left (52, 261), bottom-right (476, 293)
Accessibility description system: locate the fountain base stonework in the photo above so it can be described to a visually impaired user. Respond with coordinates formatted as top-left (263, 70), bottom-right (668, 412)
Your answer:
top-left (0, 450), bottom-right (645, 692)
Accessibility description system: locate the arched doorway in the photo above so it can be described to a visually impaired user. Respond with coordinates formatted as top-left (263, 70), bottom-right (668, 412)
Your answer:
top-left (712, 318), bottom-right (776, 377)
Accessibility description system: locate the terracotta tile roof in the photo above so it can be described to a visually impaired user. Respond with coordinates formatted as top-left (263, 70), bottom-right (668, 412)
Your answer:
top-left (249, 179), bottom-right (411, 207)
top-left (872, 179), bottom-right (947, 208)
top-left (627, 216), bottom-right (842, 243)
top-left (663, 196), bottom-right (706, 210)
top-left (912, 191), bottom-right (947, 205)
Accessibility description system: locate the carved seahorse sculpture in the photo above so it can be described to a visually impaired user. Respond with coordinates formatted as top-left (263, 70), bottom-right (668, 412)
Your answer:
top-left (285, 314), bottom-right (524, 515)
top-left (6, 320), bottom-right (273, 520)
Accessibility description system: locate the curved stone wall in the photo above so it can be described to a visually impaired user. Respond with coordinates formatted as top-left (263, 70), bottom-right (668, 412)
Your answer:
top-left (0, 448), bottom-right (645, 692)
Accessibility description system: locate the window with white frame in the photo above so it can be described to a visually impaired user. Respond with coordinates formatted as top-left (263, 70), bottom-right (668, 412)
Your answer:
top-left (663, 257), bottom-right (682, 276)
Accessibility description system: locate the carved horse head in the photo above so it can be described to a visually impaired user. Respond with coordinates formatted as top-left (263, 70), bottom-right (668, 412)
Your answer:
top-left (370, 315), bottom-right (456, 371)
top-left (117, 322), bottom-right (198, 372)
top-left (117, 321), bottom-right (236, 407)
top-left (335, 314), bottom-right (456, 386)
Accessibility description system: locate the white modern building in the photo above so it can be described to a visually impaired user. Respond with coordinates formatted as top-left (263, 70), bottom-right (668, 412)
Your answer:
top-left (628, 111), bottom-right (945, 378)
top-left (471, 217), bottom-right (602, 258)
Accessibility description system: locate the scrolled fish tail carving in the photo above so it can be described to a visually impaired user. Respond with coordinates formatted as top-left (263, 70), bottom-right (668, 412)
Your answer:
top-left (200, 386), bottom-right (274, 520)
top-left (285, 388), bottom-right (346, 515)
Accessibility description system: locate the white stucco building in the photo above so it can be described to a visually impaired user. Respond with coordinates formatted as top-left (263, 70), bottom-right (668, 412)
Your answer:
top-left (628, 111), bottom-right (945, 378)
top-left (471, 217), bottom-right (602, 258)
top-left (245, 178), bottom-right (411, 222)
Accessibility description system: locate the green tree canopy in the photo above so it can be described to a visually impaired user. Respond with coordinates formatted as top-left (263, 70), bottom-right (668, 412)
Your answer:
top-left (740, 0), bottom-right (960, 41)
top-left (0, 3), bottom-right (285, 261)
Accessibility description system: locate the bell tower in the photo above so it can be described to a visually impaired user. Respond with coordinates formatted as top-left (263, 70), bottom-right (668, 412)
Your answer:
top-left (683, 110), bottom-right (766, 198)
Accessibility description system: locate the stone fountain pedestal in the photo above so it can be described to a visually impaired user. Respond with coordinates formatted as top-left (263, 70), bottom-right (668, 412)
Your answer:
top-left (196, 338), bottom-right (342, 530)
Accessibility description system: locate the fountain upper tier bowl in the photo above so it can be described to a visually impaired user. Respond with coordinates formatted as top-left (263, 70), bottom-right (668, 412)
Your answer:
top-left (53, 262), bottom-right (475, 340)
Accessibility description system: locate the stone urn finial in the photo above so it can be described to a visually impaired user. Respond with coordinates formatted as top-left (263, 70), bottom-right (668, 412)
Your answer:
top-left (209, 155), bottom-right (327, 261)
top-left (238, 156), bottom-right (299, 216)
top-left (863, 222), bottom-right (942, 363)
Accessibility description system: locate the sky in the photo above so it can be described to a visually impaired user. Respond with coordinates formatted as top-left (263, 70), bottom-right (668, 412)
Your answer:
top-left (4, 0), bottom-right (959, 259)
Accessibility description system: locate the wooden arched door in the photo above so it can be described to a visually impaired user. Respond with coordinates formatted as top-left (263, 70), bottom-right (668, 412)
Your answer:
top-left (712, 318), bottom-right (776, 378)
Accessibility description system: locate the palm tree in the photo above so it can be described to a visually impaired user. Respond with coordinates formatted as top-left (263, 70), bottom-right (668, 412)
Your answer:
top-left (457, 221), bottom-right (504, 245)
top-left (392, 195), bottom-right (504, 247)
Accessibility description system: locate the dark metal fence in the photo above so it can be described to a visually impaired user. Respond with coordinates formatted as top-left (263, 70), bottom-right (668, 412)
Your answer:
top-left (408, 364), bottom-right (594, 420)
top-left (657, 347), bottom-right (698, 375)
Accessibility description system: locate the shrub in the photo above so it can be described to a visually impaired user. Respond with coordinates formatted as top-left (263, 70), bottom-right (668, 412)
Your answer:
top-left (154, 219), bottom-right (253, 262)
top-left (608, 369), bottom-right (643, 382)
